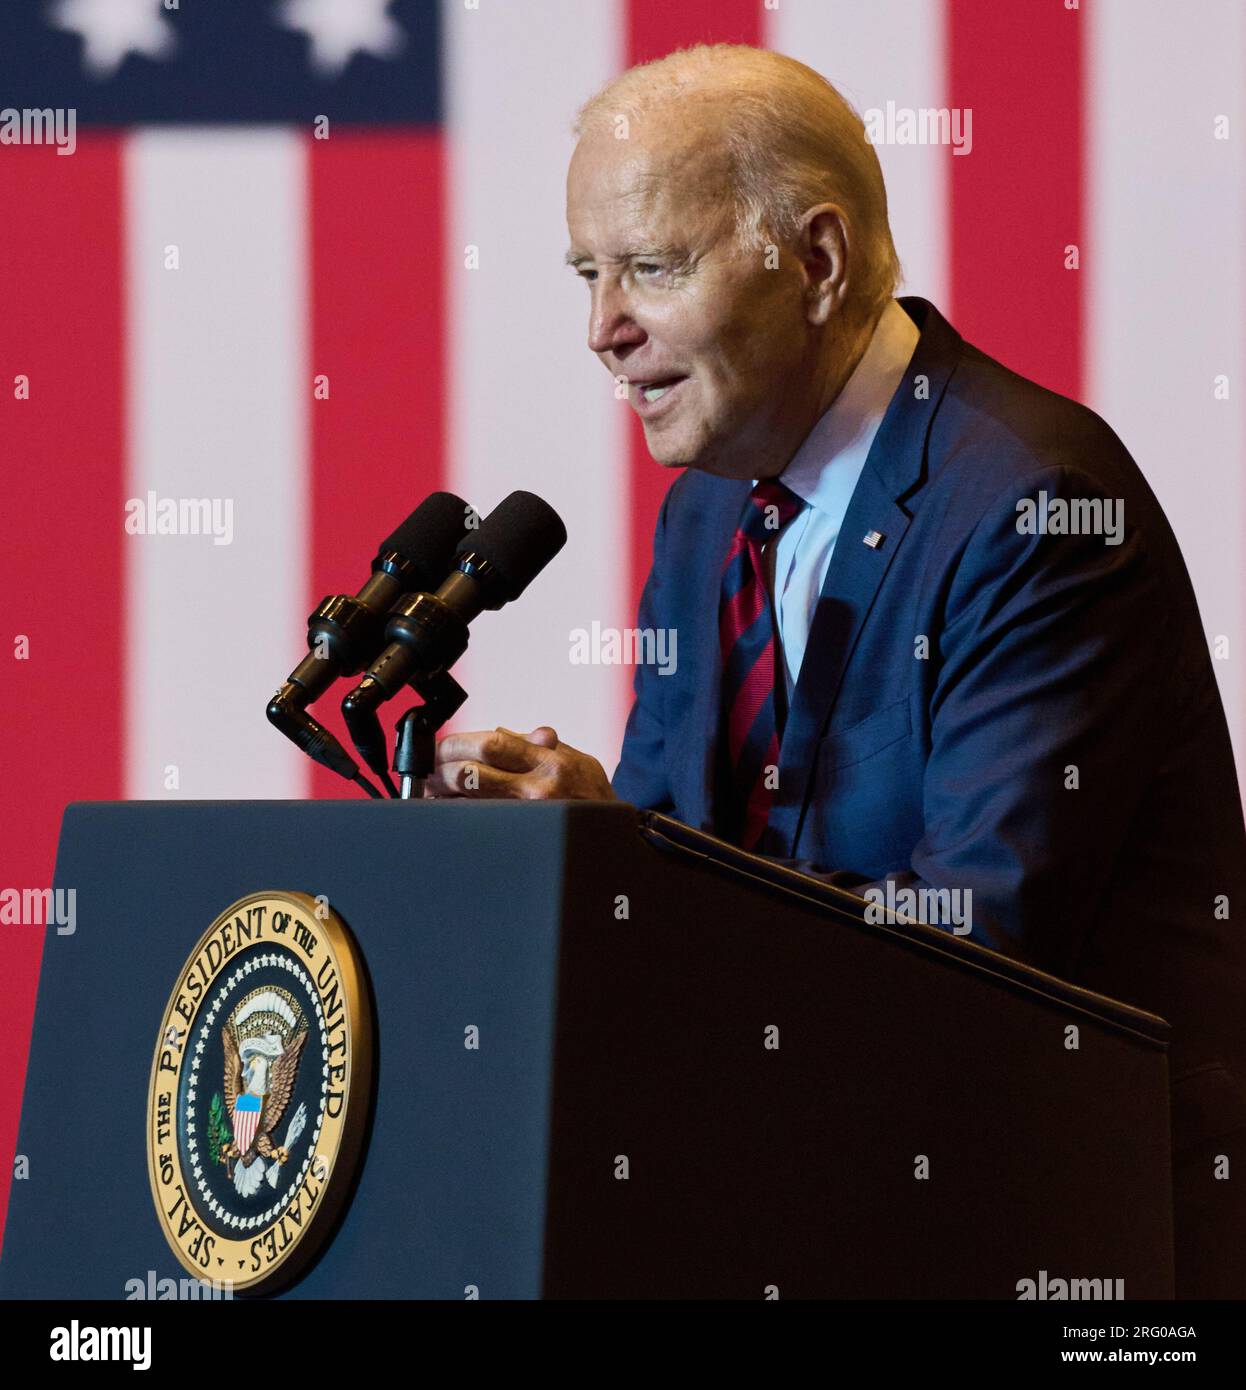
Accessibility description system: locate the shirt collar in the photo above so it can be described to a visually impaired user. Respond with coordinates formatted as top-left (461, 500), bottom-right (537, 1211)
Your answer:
top-left (778, 297), bottom-right (921, 516)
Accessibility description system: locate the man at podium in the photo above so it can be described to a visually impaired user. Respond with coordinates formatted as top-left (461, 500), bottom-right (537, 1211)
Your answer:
top-left (424, 45), bottom-right (1246, 1300)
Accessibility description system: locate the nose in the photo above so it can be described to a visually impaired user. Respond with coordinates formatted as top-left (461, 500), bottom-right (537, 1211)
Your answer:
top-left (587, 278), bottom-right (645, 358)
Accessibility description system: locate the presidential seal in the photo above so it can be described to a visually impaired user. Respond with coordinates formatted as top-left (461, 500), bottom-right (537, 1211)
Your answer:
top-left (146, 891), bottom-right (372, 1295)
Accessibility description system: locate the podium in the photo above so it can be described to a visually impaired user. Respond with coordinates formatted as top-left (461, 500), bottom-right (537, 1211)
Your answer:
top-left (1, 799), bottom-right (1174, 1298)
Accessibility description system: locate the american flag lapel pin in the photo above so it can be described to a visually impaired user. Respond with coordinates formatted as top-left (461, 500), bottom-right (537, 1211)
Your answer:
top-left (863, 530), bottom-right (885, 549)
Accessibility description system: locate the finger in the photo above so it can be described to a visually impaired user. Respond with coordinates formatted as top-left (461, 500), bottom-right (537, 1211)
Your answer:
top-left (421, 765), bottom-right (457, 797)
top-left (432, 730), bottom-right (493, 766)
top-left (425, 759), bottom-right (529, 798)
top-left (498, 724), bottom-right (560, 749)
top-left (435, 728), bottom-right (542, 773)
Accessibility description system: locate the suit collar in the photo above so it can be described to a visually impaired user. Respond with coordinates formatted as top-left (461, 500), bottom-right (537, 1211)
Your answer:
top-left (866, 296), bottom-right (962, 500)
top-left (780, 296), bottom-right (921, 514)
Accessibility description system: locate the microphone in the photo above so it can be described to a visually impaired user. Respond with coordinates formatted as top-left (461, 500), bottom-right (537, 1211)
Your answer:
top-left (267, 492), bottom-right (475, 786)
top-left (340, 490), bottom-right (567, 769)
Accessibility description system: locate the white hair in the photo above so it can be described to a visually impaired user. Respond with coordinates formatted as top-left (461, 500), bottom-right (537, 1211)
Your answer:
top-left (572, 44), bottom-right (902, 318)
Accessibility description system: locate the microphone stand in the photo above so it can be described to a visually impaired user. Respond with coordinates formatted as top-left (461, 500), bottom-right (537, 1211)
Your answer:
top-left (392, 671), bottom-right (467, 799)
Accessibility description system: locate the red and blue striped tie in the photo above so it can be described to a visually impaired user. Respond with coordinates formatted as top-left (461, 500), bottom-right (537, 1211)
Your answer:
top-left (719, 478), bottom-right (804, 850)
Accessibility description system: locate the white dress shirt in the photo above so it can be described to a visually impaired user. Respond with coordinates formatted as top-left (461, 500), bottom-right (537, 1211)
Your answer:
top-left (762, 298), bottom-right (920, 700)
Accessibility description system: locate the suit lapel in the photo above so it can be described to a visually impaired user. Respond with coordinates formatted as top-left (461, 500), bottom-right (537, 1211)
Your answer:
top-left (766, 477), bottom-right (912, 853)
top-left (667, 475), bottom-right (750, 829)
top-left (768, 297), bottom-right (963, 854)
top-left (657, 298), bottom-right (962, 841)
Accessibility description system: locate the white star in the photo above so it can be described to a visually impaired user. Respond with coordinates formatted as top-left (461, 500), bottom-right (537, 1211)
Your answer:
top-left (50, 0), bottom-right (177, 80)
top-left (275, 0), bottom-right (405, 78)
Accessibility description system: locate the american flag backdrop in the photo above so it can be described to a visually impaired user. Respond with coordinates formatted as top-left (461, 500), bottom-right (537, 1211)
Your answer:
top-left (1, 0), bottom-right (1243, 1252)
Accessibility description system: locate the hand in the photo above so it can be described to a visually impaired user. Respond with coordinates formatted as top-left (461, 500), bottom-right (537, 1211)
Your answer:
top-left (425, 725), bottom-right (616, 801)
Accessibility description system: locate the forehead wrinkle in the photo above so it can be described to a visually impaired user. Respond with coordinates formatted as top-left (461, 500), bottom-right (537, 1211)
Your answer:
top-left (566, 124), bottom-right (737, 270)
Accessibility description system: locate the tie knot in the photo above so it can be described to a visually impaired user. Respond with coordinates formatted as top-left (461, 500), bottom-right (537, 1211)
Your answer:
top-left (740, 478), bottom-right (802, 542)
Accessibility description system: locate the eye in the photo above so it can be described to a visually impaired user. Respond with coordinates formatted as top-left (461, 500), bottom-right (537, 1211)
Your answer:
top-left (635, 262), bottom-right (661, 276)
top-left (576, 268), bottom-right (597, 283)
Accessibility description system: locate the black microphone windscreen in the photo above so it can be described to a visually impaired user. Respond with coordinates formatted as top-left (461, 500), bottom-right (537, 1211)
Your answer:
top-left (376, 492), bottom-right (474, 591)
top-left (457, 490), bottom-right (567, 605)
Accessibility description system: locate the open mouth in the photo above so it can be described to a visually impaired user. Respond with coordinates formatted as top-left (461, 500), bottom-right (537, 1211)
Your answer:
top-left (640, 378), bottom-right (680, 401)
top-left (631, 375), bottom-right (688, 414)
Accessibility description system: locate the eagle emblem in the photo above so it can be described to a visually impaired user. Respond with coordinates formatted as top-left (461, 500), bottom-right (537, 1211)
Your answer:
top-left (215, 987), bottom-right (309, 1199)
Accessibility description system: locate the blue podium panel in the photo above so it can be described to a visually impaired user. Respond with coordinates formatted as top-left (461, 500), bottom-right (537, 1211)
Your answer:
top-left (2, 800), bottom-right (571, 1299)
top-left (2, 799), bottom-right (1176, 1299)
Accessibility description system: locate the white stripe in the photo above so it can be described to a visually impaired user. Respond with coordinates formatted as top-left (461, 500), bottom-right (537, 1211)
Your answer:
top-left (1087, 0), bottom-right (1246, 784)
top-left (443, 0), bottom-right (628, 758)
top-left (124, 130), bottom-right (308, 799)
top-left (767, 0), bottom-right (949, 306)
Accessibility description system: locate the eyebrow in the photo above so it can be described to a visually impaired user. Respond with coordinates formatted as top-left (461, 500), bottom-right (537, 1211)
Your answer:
top-left (563, 244), bottom-right (687, 269)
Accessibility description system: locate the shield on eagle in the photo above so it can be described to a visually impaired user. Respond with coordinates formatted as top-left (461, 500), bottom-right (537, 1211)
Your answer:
top-left (221, 987), bottom-right (309, 1197)
top-left (231, 1082), bottom-right (264, 1157)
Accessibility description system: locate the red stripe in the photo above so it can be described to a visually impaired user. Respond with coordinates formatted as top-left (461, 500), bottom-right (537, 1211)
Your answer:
top-left (0, 136), bottom-right (127, 1251)
top-left (946, 0), bottom-right (1085, 400)
top-left (719, 564), bottom-right (765, 647)
top-left (234, 1110), bottom-right (259, 1156)
top-left (623, 0), bottom-right (764, 628)
top-left (726, 641), bottom-right (774, 762)
top-left (306, 131), bottom-right (447, 797)
top-left (742, 730), bottom-right (781, 851)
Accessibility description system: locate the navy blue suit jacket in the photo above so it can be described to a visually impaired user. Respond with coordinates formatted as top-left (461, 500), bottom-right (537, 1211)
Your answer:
top-left (614, 298), bottom-right (1246, 1228)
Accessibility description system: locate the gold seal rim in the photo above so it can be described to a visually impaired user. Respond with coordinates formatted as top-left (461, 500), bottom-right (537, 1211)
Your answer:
top-left (145, 889), bottom-right (372, 1297)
